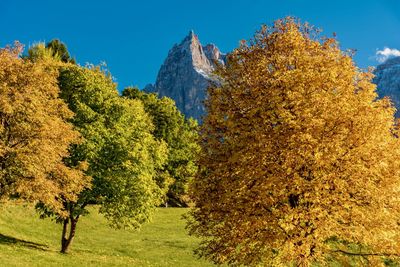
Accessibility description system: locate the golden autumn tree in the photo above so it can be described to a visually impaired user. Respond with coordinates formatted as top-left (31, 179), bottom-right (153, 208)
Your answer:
top-left (27, 43), bottom-right (170, 253)
top-left (0, 43), bottom-right (89, 215)
top-left (187, 18), bottom-right (400, 266)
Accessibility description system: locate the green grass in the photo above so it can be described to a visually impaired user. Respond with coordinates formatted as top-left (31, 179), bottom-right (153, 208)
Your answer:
top-left (2, 202), bottom-right (396, 267)
top-left (0, 202), bottom-right (214, 267)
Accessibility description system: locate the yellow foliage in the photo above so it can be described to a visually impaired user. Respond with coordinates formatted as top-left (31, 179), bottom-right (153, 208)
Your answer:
top-left (0, 42), bottom-right (90, 217)
top-left (188, 18), bottom-right (400, 266)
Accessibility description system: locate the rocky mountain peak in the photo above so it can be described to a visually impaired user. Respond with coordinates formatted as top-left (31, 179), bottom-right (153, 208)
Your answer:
top-left (182, 30), bottom-right (196, 43)
top-left (203, 43), bottom-right (225, 65)
top-left (374, 56), bottom-right (400, 117)
top-left (375, 56), bottom-right (400, 73)
top-left (179, 30), bottom-right (214, 76)
top-left (144, 31), bottom-right (225, 121)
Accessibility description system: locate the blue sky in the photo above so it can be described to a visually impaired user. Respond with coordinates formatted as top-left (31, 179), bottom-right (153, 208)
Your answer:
top-left (1, 0), bottom-right (400, 90)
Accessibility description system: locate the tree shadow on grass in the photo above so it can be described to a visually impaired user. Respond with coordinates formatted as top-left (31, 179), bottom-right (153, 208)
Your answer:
top-left (0, 233), bottom-right (49, 251)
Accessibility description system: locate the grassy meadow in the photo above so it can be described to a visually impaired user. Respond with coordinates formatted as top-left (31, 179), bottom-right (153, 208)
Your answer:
top-left (0, 202), bottom-right (214, 267)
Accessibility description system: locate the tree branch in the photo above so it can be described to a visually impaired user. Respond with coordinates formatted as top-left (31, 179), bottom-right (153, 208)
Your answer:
top-left (332, 249), bottom-right (400, 258)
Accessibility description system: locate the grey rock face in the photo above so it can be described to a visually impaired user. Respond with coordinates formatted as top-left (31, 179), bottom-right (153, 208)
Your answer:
top-left (145, 31), bottom-right (225, 121)
top-left (374, 56), bottom-right (400, 117)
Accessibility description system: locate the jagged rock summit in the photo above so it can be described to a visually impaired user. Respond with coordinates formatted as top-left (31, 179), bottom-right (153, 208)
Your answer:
top-left (374, 56), bottom-right (400, 117)
top-left (144, 31), bottom-right (226, 121)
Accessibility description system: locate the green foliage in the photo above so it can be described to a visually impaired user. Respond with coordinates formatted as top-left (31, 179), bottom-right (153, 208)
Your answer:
top-left (33, 64), bottom-right (168, 253)
top-left (27, 42), bottom-right (62, 62)
top-left (55, 65), bottom-right (167, 228)
top-left (122, 87), bottom-right (200, 206)
top-left (27, 39), bottom-right (75, 64)
top-left (46, 39), bottom-right (75, 63)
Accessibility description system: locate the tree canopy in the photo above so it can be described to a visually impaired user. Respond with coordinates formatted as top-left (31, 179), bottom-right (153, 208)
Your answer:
top-left (0, 43), bottom-right (88, 215)
top-left (35, 64), bottom-right (168, 253)
top-left (122, 87), bottom-right (199, 206)
top-left (27, 39), bottom-right (75, 64)
top-left (187, 18), bottom-right (400, 266)
top-left (46, 39), bottom-right (75, 63)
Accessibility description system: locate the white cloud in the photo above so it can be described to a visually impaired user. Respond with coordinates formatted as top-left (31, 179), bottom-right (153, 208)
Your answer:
top-left (376, 47), bottom-right (400, 63)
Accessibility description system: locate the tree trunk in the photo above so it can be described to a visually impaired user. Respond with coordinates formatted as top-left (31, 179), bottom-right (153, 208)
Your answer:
top-left (60, 218), bottom-right (69, 252)
top-left (60, 217), bottom-right (78, 253)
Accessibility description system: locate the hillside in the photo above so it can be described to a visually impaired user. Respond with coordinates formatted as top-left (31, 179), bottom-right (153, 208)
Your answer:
top-left (0, 203), bottom-right (214, 267)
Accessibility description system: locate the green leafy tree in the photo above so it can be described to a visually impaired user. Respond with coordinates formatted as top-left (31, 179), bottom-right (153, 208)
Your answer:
top-left (46, 39), bottom-right (75, 63)
top-left (122, 87), bottom-right (199, 206)
top-left (0, 42), bottom-right (89, 215)
top-left (37, 65), bottom-right (167, 253)
top-left (187, 18), bottom-right (400, 266)
top-left (27, 42), bottom-right (61, 62)
top-left (27, 39), bottom-right (75, 64)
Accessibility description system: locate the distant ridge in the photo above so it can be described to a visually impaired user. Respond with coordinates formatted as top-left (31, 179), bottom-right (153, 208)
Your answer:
top-left (374, 56), bottom-right (400, 117)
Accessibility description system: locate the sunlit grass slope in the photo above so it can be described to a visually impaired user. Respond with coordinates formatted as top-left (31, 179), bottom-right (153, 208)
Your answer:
top-left (0, 202), bottom-right (214, 266)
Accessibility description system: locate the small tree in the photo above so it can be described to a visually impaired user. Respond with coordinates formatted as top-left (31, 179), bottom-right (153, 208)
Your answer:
top-left (46, 39), bottom-right (75, 63)
top-left (27, 42), bottom-right (61, 62)
top-left (123, 87), bottom-right (200, 206)
top-left (187, 18), bottom-right (400, 266)
top-left (0, 43), bottom-right (88, 215)
top-left (27, 39), bottom-right (75, 64)
top-left (37, 65), bottom-right (167, 253)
